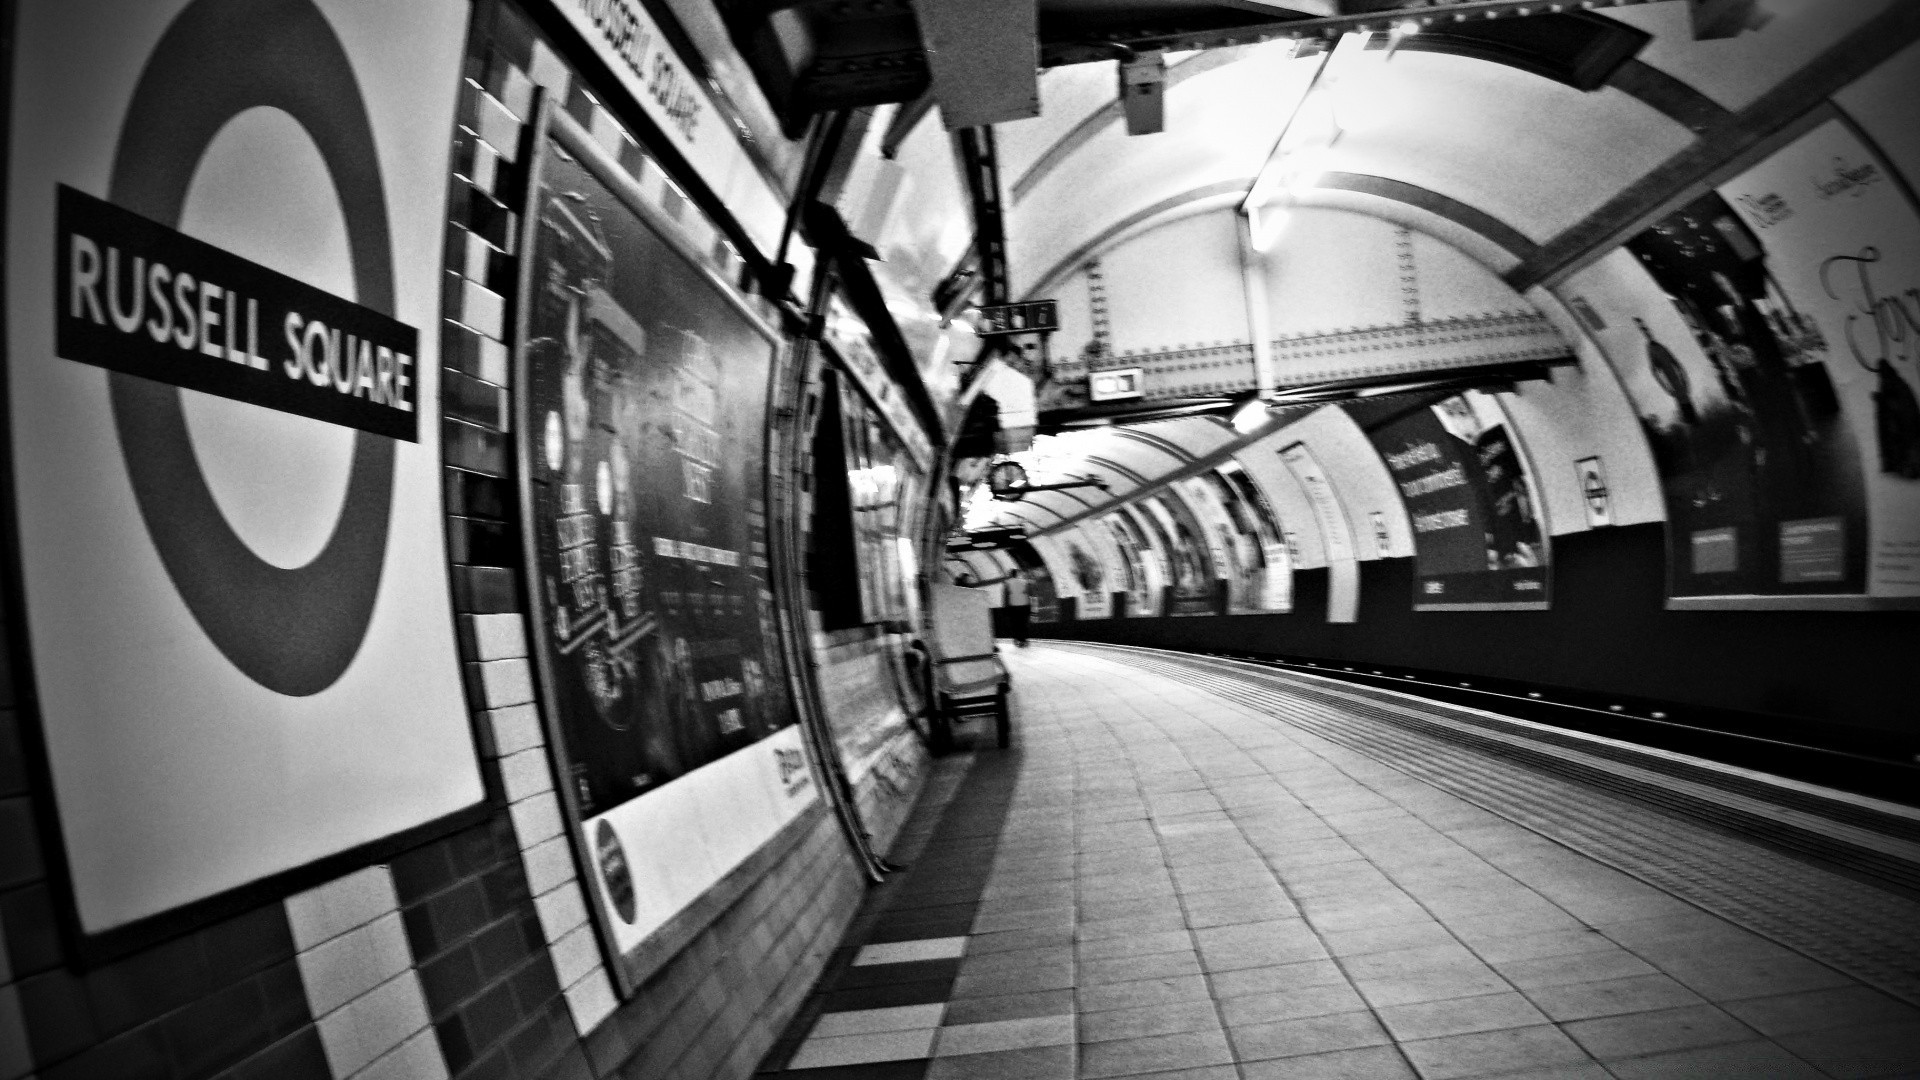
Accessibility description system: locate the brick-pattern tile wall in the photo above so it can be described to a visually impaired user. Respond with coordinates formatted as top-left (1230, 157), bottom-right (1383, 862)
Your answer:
top-left (2, 3), bottom-right (910, 1078)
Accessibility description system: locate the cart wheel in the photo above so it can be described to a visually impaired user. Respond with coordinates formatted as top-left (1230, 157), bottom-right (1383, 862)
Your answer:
top-left (995, 689), bottom-right (1011, 749)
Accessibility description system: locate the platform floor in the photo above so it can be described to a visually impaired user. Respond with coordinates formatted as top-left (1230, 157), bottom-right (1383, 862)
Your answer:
top-left (756, 644), bottom-right (1920, 1080)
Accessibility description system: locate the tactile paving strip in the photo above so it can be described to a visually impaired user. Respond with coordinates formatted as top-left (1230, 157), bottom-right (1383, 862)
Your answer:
top-left (1054, 642), bottom-right (1920, 1006)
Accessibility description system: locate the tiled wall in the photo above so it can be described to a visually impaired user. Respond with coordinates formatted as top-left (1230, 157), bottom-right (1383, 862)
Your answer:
top-left (0, 2), bottom-right (927, 1078)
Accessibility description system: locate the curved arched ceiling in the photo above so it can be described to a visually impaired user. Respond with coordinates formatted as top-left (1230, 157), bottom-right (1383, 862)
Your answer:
top-left (948, 0), bottom-right (1917, 553)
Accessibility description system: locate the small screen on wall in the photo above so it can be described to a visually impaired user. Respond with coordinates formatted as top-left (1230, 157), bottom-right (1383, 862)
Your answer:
top-left (520, 128), bottom-right (795, 818)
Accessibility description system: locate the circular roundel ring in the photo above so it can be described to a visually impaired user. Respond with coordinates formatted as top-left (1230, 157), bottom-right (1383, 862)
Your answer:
top-left (105, 0), bottom-right (400, 696)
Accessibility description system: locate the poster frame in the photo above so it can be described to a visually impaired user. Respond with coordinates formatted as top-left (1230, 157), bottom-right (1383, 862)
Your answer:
top-left (509, 100), bottom-right (810, 995)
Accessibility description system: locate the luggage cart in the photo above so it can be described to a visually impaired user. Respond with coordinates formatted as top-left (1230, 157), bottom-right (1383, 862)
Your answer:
top-left (926, 583), bottom-right (1011, 753)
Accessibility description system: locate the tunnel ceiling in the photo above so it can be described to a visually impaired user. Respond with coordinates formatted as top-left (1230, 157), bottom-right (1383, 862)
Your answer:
top-left (934, 0), bottom-right (1907, 542)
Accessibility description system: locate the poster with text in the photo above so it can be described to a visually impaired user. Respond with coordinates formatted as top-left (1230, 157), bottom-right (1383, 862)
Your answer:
top-left (519, 111), bottom-right (811, 964)
top-left (1610, 120), bottom-right (1920, 600)
top-left (1213, 461), bottom-right (1293, 611)
top-left (1117, 507), bottom-right (1169, 616)
top-left (1104, 514), bottom-right (1154, 616)
top-left (1368, 391), bottom-right (1550, 609)
top-left (1063, 534), bottom-right (1112, 619)
top-left (5, 0), bottom-right (485, 938)
top-left (1143, 492), bottom-right (1218, 615)
top-left (1717, 119), bottom-right (1920, 596)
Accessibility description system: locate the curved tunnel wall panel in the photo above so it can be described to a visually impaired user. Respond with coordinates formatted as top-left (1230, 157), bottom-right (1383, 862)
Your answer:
top-left (1522, 283), bottom-right (1670, 532)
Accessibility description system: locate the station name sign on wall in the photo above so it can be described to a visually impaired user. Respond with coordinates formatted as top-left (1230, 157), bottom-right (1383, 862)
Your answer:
top-left (56, 186), bottom-right (419, 441)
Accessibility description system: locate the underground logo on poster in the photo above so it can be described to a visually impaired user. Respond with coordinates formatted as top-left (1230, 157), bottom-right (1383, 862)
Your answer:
top-left (51, 0), bottom-right (417, 697)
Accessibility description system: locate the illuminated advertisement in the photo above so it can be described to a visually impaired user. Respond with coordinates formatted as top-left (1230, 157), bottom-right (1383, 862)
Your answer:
top-left (1367, 391), bottom-right (1550, 609)
top-left (1142, 492), bottom-right (1217, 616)
top-left (1594, 118), bottom-right (1920, 603)
top-left (1063, 534), bottom-right (1112, 619)
top-left (516, 108), bottom-right (812, 975)
top-left (1116, 507), bottom-right (1168, 616)
top-left (1213, 461), bottom-right (1293, 612)
top-left (5, 0), bottom-right (486, 939)
top-left (1103, 514), bottom-right (1153, 616)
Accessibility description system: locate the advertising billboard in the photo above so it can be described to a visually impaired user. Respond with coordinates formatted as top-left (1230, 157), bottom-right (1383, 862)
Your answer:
top-left (1213, 461), bottom-right (1293, 612)
top-left (1142, 493), bottom-right (1218, 616)
top-left (5, 0), bottom-right (486, 941)
top-left (515, 108), bottom-right (813, 981)
top-left (1598, 117), bottom-right (1920, 604)
top-left (1366, 391), bottom-right (1551, 610)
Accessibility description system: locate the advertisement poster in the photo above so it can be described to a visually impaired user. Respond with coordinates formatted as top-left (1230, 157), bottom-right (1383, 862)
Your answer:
top-left (1143, 492), bottom-right (1218, 616)
top-left (1063, 535), bottom-right (1112, 618)
top-left (1368, 391), bottom-right (1551, 609)
top-left (1718, 119), bottom-right (1920, 597)
top-left (1609, 119), bottom-right (1920, 600)
top-left (1214, 461), bottom-right (1293, 611)
top-left (518, 111), bottom-right (811, 962)
top-left (1116, 507), bottom-right (1168, 616)
top-left (5, 0), bottom-right (484, 937)
top-left (1280, 439), bottom-right (1361, 622)
top-left (1177, 474), bottom-right (1256, 613)
top-left (841, 379), bottom-right (920, 627)
top-left (1104, 514), bottom-right (1153, 616)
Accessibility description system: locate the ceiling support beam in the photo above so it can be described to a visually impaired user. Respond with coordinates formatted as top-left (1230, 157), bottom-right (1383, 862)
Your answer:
top-left (912, 0), bottom-right (1040, 129)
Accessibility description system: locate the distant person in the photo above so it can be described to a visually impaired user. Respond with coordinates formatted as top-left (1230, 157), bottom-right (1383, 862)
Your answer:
top-left (1004, 570), bottom-right (1031, 647)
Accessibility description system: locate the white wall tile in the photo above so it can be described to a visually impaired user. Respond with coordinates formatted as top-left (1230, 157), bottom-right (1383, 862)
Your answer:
top-left (286, 866), bottom-right (400, 952)
top-left (549, 923), bottom-right (600, 989)
top-left (498, 748), bottom-right (554, 803)
top-left (464, 614), bottom-right (527, 662)
top-left (476, 658), bottom-right (533, 710)
top-left (562, 968), bottom-right (617, 1035)
top-left (315, 971), bottom-right (433, 1079)
top-left (348, 1027), bottom-right (448, 1080)
top-left (533, 881), bottom-right (589, 944)
top-left (487, 704), bottom-right (544, 758)
top-left (521, 835), bottom-right (575, 897)
top-left (508, 791), bottom-right (564, 847)
top-left (298, 912), bottom-right (413, 1018)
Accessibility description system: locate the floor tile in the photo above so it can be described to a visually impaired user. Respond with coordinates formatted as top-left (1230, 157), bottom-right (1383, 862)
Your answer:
top-left (854, 939), bottom-right (970, 967)
top-left (934, 1015), bottom-right (1075, 1057)
top-left (1398, 1024), bottom-right (1593, 1080)
top-left (924, 1044), bottom-right (1075, 1080)
top-left (1082, 951), bottom-right (1204, 986)
top-left (940, 989), bottom-right (1074, 1027)
top-left (1602, 1039), bottom-right (1828, 1080)
top-left (1353, 966), bottom-right (1512, 1008)
top-left (1077, 1029), bottom-right (1235, 1079)
top-left (1318, 921), bottom-right (1454, 958)
top-left (1077, 975), bottom-right (1215, 1014)
top-left (1774, 1018), bottom-right (1920, 1078)
top-left (1077, 929), bottom-right (1195, 961)
top-left (789, 1028), bottom-right (939, 1070)
top-left (1218, 983), bottom-right (1368, 1028)
top-left (1520, 972), bottom-right (1702, 1024)
top-left (1374, 991), bottom-right (1549, 1041)
top-left (1238, 1045), bottom-right (1419, 1079)
top-left (1490, 948), bottom-right (1657, 990)
top-left (1561, 1003), bottom-right (1754, 1060)
top-left (1078, 1001), bottom-right (1223, 1044)
top-left (1722, 984), bottom-right (1920, 1037)
top-left (1227, 1010), bottom-right (1392, 1062)
top-left (1208, 960), bottom-right (1350, 999)
top-left (812, 1005), bottom-right (948, 1039)
top-left (781, 1059), bottom-right (931, 1080)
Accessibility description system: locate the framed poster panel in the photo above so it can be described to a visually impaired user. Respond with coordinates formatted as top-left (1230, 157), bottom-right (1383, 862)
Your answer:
top-left (1365, 391), bottom-right (1551, 610)
top-left (1139, 493), bottom-right (1216, 616)
top-left (5, 0), bottom-right (485, 952)
top-left (1213, 461), bottom-right (1293, 612)
top-left (1597, 114), bottom-right (1920, 606)
top-left (513, 104), bottom-right (815, 991)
